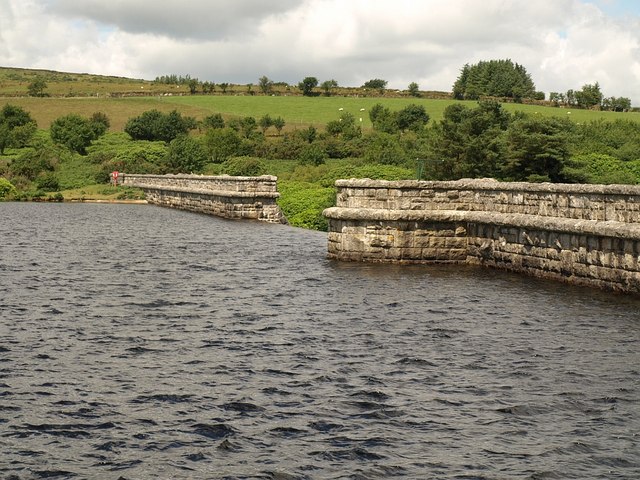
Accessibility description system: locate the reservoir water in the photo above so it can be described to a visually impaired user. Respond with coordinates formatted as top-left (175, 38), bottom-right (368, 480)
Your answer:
top-left (1, 202), bottom-right (639, 479)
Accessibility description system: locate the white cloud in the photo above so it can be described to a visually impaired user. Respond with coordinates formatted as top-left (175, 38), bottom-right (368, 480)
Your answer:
top-left (0, 0), bottom-right (639, 104)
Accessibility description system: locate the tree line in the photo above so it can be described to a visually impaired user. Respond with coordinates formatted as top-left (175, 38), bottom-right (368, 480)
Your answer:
top-left (19, 58), bottom-right (635, 111)
top-left (452, 59), bottom-right (632, 111)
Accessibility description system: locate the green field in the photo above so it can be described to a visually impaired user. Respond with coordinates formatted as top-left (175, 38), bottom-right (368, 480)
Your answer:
top-left (2, 94), bottom-right (639, 133)
top-left (2, 66), bottom-right (639, 130)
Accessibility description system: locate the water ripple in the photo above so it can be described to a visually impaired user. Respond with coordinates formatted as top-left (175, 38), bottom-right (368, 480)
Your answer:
top-left (1, 203), bottom-right (639, 479)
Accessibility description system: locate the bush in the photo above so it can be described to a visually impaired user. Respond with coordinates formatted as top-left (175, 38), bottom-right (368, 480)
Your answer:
top-left (265, 132), bottom-right (307, 160)
top-left (203, 128), bottom-right (242, 163)
top-left (298, 143), bottom-right (327, 166)
top-left (0, 177), bottom-right (17, 199)
top-left (317, 163), bottom-right (414, 187)
top-left (202, 113), bottom-right (225, 129)
top-left (562, 153), bottom-right (639, 184)
top-left (9, 147), bottom-right (56, 180)
top-left (223, 156), bottom-right (267, 176)
top-left (164, 135), bottom-right (207, 173)
top-left (50, 113), bottom-right (104, 154)
top-left (47, 192), bottom-right (64, 202)
top-left (277, 180), bottom-right (336, 231)
top-left (35, 172), bottom-right (60, 191)
top-left (363, 132), bottom-right (410, 166)
top-left (87, 133), bottom-right (168, 176)
top-left (0, 104), bottom-right (37, 154)
top-left (56, 154), bottom-right (101, 189)
top-left (125, 109), bottom-right (196, 143)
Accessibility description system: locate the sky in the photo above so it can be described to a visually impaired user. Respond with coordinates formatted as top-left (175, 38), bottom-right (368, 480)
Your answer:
top-left (1, 0), bottom-right (639, 104)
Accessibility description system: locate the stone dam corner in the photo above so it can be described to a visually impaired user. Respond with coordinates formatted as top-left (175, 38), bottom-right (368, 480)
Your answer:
top-left (322, 178), bottom-right (640, 294)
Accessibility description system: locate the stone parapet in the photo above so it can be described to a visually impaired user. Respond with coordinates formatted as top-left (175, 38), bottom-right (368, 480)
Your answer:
top-left (333, 178), bottom-right (640, 222)
top-left (324, 179), bottom-right (640, 294)
top-left (122, 173), bottom-right (286, 223)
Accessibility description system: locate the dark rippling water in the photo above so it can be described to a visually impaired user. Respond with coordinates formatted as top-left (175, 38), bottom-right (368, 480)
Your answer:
top-left (1, 203), bottom-right (639, 480)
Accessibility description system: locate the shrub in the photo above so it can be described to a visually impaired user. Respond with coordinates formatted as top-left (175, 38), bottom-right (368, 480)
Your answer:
top-left (266, 132), bottom-right (307, 160)
top-left (164, 135), bottom-right (207, 173)
top-left (0, 104), bottom-right (37, 154)
top-left (318, 163), bottom-right (414, 187)
top-left (363, 132), bottom-right (410, 166)
top-left (35, 172), bottom-right (60, 191)
top-left (9, 147), bottom-right (56, 180)
top-left (203, 128), bottom-right (242, 163)
top-left (125, 109), bottom-right (196, 143)
top-left (562, 153), bottom-right (639, 184)
top-left (202, 113), bottom-right (225, 129)
top-left (47, 192), bottom-right (64, 202)
top-left (50, 113), bottom-right (106, 154)
top-left (0, 177), bottom-right (17, 199)
top-left (299, 144), bottom-right (327, 166)
top-left (277, 180), bottom-right (335, 231)
top-left (223, 156), bottom-right (267, 176)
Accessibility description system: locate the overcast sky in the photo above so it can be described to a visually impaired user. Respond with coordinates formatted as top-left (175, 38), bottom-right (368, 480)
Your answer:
top-left (1, 0), bottom-right (640, 104)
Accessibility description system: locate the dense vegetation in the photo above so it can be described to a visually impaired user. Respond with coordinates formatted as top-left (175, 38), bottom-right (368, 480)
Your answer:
top-left (2, 65), bottom-right (640, 230)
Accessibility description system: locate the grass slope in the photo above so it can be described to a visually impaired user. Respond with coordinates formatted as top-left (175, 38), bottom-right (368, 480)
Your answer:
top-left (2, 95), bottom-right (638, 133)
top-left (2, 66), bottom-right (639, 130)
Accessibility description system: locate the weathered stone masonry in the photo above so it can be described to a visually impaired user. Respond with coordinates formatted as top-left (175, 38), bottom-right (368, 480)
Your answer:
top-left (323, 179), bottom-right (640, 294)
top-left (122, 173), bottom-right (286, 224)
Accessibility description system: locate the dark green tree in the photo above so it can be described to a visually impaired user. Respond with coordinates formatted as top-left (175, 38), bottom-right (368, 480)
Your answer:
top-left (321, 79), bottom-right (338, 96)
top-left (299, 143), bottom-right (327, 166)
top-left (298, 76), bottom-right (318, 96)
top-left (326, 112), bottom-right (361, 140)
top-left (202, 81), bottom-right (215, 94)
top-left (0, 104), bottom-right (37, 155)
top-left (369, 103), bottom-right (430, 134)
top-left (396, 104), bottom-right (430, 132)
top-left (363, 131), bottom-right (408, 166)
top-left (272, 116), bottom-right (285, 135)
top-left (203, 127), bottom-right (242, 163)
top-left (362, 79), bottom-right (388, 90)
top-left (452, 59), bottom-right (536, 101)
top-left (27, 77), bottom-right (48, 97)
top-left (369, 103), bottom-right (398, 133)
top-left (228, 116), bottom-right (258, 138)
top-left (428, 100), bottom-right (511, 179)
top-left (298, 125), bottom-right (317, 143)
top-left (223, 156), bottom-right (267, 176)
top-left (408, 82), bottom-right (421, 97)
top-left (575, 82), bottom-right (603, 109)
top-left (202, 113), bottom-right (225, 129)
top-left (50, 113), bottom-right (106, 154)
top-left (90, 112), bottom-right (110, 137)
top-left (602, 96), bottom-right (631, 112)
top-left (188, 78), bottom-right (200, 94)
top-left (125, 109), bottom-right (196, 143)
top-left (502, 116), bottom-right (573, 182)
top-left (164, 135), bottom-right (207, 173)
top-left (258, 114), bottom-right (273, 134)
top-left (258, 76), bottom-right (274, 95)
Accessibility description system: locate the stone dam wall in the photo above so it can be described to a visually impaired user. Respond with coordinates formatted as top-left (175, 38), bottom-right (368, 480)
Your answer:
top-left (323, 179), bottom-right (640, 294)
top-left (121, 174), bottom-right (285, 224)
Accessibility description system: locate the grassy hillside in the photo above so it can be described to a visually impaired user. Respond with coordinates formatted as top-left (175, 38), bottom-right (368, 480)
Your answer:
top-left (2, 66), bottom-right (639, 131)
